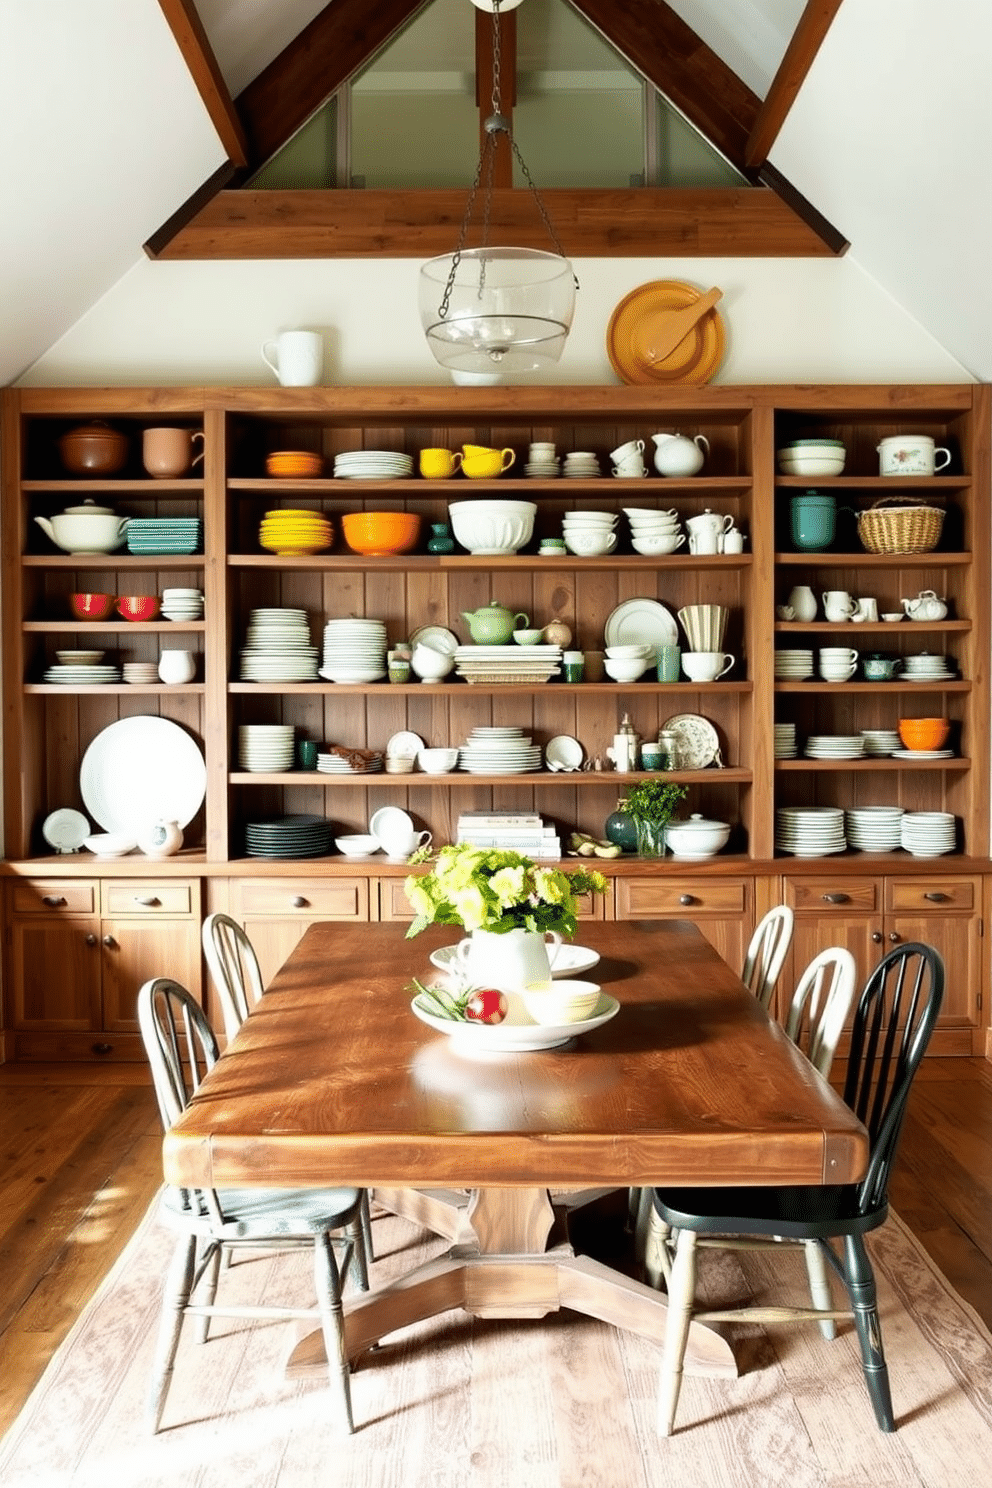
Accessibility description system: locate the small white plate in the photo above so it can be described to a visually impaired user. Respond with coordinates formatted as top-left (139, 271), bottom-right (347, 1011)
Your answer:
top-left (385, 731), bottom-right (425, 759)
top-left (545, 735), bottom-right (584, 772)
top-left (430, 943), bottom-right (601, 980)
top-left (409, 625), bottom-right (459, 654)
top-left (411, 991), bottom-right (619, 1053)
top-left (42, 807), bottom-right (91, 854)
top-left (369, 805), bottom-right (415, 843)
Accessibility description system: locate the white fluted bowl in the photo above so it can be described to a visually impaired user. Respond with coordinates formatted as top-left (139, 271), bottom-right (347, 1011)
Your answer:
top-left (449, 499), bottom-right (536, 555)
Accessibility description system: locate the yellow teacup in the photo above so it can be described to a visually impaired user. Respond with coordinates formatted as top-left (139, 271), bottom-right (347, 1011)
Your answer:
top-left (419, 447), bottom-right (461, 479)
top-left (461, 448), bottom-right (516, 479)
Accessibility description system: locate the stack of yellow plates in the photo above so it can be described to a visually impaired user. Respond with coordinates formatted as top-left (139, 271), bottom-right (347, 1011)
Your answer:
top-left (259, 508), bottom-right (333, 555)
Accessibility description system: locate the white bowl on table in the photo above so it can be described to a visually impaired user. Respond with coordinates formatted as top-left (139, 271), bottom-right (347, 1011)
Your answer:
top-left (520, 980), bottom-right (602, 1025)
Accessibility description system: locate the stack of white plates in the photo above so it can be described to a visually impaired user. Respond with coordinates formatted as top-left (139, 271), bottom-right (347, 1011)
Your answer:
top-left (900, 811), bottom-right (956, 856)
top-left (525, 452), bottom-right (560, 478)
top-left (316, 748), bottom-right (384, 774)
top-left (320, 618), bottom-right (387, 682)
top-left (804, 734), bottom-right (866, 760)
top-left (891, 745), bottom-right (955, 760)
top-left (240, 607), bottom-right (318, 682)
top-left (861, 729), bottom-right (901, 756)
top-left (238, 724), bottom-right (295, 772)
top-left (125, 517), bottom-right (202, 554)
top-left (43, 662), bottom-right (121, 685)
top-left (453, 645), bottom-right (562, 685)
top-left (774, 648), bottom-right (814, 680)
top-left (161, 587), bottom-right (204, 621)
top-left (333, 450), bottom-right (413, 480)
top-left (775, 806), bottom-right (847, 856)
top-left (122, 662), bottom-right (160, 685)
top-left (846, 807), bottom-right (904, 851)
top-left (563, 451), bottom-right (601, 477)
top-left (901, 652), bottom-right (956, 681)
top-left (774, 722), bottom-right (797, 758)
top-left (458, 727), bottom-right (543, 775)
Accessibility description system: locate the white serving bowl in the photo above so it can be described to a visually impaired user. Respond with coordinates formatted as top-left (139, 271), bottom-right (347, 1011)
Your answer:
top-left (631, 535), bottom-right (684, 555)
top-left (604, 657), bottom-right (649, 682)
top-left (335, 834), bottom-right (382, 856)
top-left (777, 448), bottom-right (846, 476)
top-left (83, 832), bottom-right (137, 858)
top-left (663, 814), bottom-right (731, 859)
top-left (606, 644), bottom-right (653, 659)
top-left (448, 499), bottom-right (536, 555)
top-left (520, 979), bottom-right (602, 1025)
top-left (417, 747), bottom-right (459, 774)
top-left (410, 642), bottom-right (455, 682)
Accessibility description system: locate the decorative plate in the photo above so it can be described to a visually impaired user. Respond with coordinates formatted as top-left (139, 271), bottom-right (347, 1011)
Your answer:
top-left (604, 599), bottom-right (678, 661)
top-left (661, 713), bottom-right (723, 770)
top-left (369, 805), bottom-right (415, 841)
top-left (411, 991), bottom-right (619, 1053)
top-left (429, 943), bottom-right (601, 980)
top-left (606, 280), bottom-right (725, 386)
top-left (79, 717), bottom-right (206, 834)
top-left (409, 625), bottom-right (459, 654)
top-left (42, 807), bottom-right (91, 854)
top-left (545, 735), bottom-right (584, 772)
top-left (385, 731), bottom-right (425, 759)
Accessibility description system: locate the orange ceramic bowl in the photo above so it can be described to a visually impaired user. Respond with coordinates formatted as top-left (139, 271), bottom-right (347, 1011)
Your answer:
top-left (898, 717), bottom-right (950, 751)
top-left (341, 510), bottom-right (421, 556)
top-left (69, 591), bottom-right (114, 621)
top-left (266, 450), bottom-right (324, 478)
top-left (115, 594), bottom-right (161, 622)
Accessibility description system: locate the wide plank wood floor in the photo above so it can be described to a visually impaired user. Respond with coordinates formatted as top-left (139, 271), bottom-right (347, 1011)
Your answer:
top-left (1, 1056), bottom-right (990, 1442)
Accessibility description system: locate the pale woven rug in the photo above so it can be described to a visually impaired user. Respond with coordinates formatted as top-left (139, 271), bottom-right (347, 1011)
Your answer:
top-left (2, 1200), bottom-right (990, 1488)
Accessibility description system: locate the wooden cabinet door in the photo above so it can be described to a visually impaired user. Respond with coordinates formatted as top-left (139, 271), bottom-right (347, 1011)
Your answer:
top-left (243, 917), bottom-right (317, 987)
top-left (886, 913), bottom-right (983, 1053)
top-left (782, 911), bottom-right (879, 1028)
top-left (9, 917), bottom-right (101, 1030)
top-left (100, 918), bottom-right (203, 1033)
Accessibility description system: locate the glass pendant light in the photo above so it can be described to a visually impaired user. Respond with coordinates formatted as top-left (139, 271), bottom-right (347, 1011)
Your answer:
top-left (419, 0), bottom-right (578, 377)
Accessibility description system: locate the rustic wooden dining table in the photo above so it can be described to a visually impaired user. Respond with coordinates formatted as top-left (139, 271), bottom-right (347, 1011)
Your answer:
top-left (162, 918), bottom-right (868, 1382)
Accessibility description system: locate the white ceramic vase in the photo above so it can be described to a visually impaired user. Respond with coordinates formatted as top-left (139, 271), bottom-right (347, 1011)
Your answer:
top-left (456, 927), bottom-right (562, 993)
top-left (158, 649), bottom-right (196, 684)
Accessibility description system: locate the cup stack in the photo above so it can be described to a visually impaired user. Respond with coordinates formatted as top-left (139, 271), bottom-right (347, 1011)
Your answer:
top-left (525, 442), bottom-right (560, 478)
top-left (678, 604), bottom-right (728, 651)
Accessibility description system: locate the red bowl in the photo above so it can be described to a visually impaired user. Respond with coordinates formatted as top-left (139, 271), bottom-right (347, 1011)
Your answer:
top-left (115, 595), bottom-right (161, 622)
top-left (69, 592), bottom-right (114, 621)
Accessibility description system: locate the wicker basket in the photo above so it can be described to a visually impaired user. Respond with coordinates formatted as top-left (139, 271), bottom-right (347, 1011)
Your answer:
top-left (856, 498), bottom-right (945, 555)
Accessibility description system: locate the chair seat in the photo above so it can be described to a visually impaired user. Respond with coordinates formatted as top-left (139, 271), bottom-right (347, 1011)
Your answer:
top-left (652, 1184), bottom-right (888, 1239)
top-left (161, 1183), bottom-right (364, 1240)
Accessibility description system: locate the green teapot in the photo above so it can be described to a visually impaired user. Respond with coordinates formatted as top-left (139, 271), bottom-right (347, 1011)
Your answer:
top-left (461, 600), bottom-right (530, 644)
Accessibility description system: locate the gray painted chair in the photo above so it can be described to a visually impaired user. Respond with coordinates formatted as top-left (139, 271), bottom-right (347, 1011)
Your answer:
top-left (201, 911), bottom-right (265, 1042)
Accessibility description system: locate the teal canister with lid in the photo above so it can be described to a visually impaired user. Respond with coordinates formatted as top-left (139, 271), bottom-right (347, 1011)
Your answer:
top-left (790, 489), bottom-right (836, 551)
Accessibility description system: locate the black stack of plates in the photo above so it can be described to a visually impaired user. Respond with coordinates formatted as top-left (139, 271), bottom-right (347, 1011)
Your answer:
top-left (244, 814), bottom-right (331, 859)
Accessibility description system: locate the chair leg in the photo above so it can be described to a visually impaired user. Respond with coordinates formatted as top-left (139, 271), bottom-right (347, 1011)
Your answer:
top-left (657, 1228), bottom-right (698, 1436)
top-left (843, 1233), bottom-right (894, 1432)
top-left (195, 1242), bottom-right (222, 1344)
top-left (347, 1215), bottom-right (370, 1293)
top-left (148, 1233), bottom-right (197, 1433)
top-left (359, 1190), bottom-right (374, 1263)
top-left (804, 1239), bottom-right (837, 1341)
top-left (313, 1231), bottom-right (354, 1434)
top-left (643, 1206), bottom-right (674, 1290)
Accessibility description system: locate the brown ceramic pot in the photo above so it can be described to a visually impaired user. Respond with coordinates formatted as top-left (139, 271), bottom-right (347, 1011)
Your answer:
top-left (58, 421), bottom-right (129, 475)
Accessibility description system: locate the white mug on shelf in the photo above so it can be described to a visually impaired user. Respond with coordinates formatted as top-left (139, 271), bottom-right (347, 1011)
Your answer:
top-left (261, 330), bottom-right (324, 387)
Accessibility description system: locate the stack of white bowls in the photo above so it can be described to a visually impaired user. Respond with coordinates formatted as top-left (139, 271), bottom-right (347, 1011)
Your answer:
top-left (238, 724), bottom-right (295, 772)
top-left (604, 644), bottom-right (652, 681)
top-left (320, 618), bottom-right (387, 682)
top-left (775, 806), bottom-right (847, 857)
top-left (774, 648), bottom-right (814, 680)
top-left (561, 509), bottom-right (617, 556)
top-left (623, 507), bottom-right (684, 556)
top-left (161, 587), bottom-right (204, 621)
top-left (860, 728), bottom-right (901, 757)
top-left (900, 811), bottom-right (956, 856)
top-left (846, 806), bottom-right (904, 851)
top-left (240, 607), bottom-right (318, 682)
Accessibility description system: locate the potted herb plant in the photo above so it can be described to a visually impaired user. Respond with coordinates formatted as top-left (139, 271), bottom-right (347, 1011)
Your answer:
top-left (619, 779), bottom-right (688, 857)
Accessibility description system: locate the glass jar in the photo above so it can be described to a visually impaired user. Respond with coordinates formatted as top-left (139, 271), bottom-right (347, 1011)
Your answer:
top-left (634, 818), bottom-right (667, 857)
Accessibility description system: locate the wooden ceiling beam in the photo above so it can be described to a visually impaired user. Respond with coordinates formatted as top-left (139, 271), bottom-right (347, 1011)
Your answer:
top-left (151, 186), bottom-right (835, 260)
top-left (567, 0), bottom-right (760, 172)
top-left (236, 0), bottom-right (432, 168)
top-left (746, 0), bottom-right (846, 168)
top-left (155, 0), bottom-right (248, 165)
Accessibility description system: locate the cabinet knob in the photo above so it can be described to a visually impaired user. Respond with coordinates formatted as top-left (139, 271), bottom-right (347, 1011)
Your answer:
top-left (679, 894), bottom-right (694, 906)
top-left (102, 934), bottom-right (117, 949)
top-left (42, 894), bottom-right (67, 907)
top-left (872, 931), bottom-right (883, 944)
top-left (85, 933), bottom-right (98, 947)
top-left (923, 891), bottom-right (948, 903)
top-left (888, 931), bottom-right (901, 943)
top-left (91, 1042), bottom-right (113, 1056)
top-left (291, 895), bottom-right (309, 909)
top-left (822, 893), bottom-right (849, 904)
top-left (133, 894), bottom-right (161, 907)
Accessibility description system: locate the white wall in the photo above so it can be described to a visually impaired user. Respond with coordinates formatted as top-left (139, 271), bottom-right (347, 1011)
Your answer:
top-left (19, 254), bottom-right (969, 387)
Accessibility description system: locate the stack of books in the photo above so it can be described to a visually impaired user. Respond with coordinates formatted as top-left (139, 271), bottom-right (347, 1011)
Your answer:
top-left (456, 811), bottom-right (561, 858)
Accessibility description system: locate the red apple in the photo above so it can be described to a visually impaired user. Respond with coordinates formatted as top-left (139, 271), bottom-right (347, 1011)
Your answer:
top-left (464, 988), bottom-right (508, 1024)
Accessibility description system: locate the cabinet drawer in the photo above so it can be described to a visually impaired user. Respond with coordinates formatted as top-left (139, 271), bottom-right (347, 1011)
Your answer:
top-left (235, 879), bottom-right (369, 919)
top-left (102, 881), bottom-right (195, 916)
top-left (615, 878), bottom-right (746, 917)
top-left (886, 878), bottom-right (976, 913)
top-left (10, 880), bottom-right (97, 915)
top-left (785, 878), bottom-right (878, 914)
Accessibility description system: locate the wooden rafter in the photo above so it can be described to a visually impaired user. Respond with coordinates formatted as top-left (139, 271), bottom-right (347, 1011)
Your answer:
top-left (746, 0), bottom-right (846, 168)
top-left (155, 0), bottom-right (247, 164)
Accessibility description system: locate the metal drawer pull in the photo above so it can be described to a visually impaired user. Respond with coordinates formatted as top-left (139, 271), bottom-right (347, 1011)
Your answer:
top-left (888, 931), bottom-right (901, 943)
top-left (102, 934), bottom-right (118, 949)
top-left (133, 894), bottom-right (161, 907)
top-left (923, 891), bottom-right (949, 902)
top-left (822, 893), bottom-right (849, 904)
top-left (872, 931), bottom-right (883, 944)
top-left (679, 894), bottom-right (694, 906)
top-left (85, 933), bottom-right (98, 947)
top-left (91, 1043), bottom-right (113, 1055)
top-left (291, 895), bottom-right (310, 909)
top-left (42, 894), bottom-right (67, 907)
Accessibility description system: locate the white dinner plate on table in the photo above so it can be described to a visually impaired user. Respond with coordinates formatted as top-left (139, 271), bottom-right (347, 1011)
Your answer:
top-left (429, 943), bottom-right (601, 980)
top-left (411, 990), bottom-right (619, 1053)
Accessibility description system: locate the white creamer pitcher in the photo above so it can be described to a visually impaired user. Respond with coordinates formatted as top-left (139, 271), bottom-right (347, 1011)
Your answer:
top-left (651, 433), bottom-right (710, 477)
top-left (456, 928), bottom-right (562, 993)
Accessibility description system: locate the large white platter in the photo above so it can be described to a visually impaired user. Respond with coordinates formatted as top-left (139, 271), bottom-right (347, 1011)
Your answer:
top-left (604, 598), bottom-right (678, 660)
top-left (411, 990), bottom-right (619, 1053)
top-left (79, 717), bottom-right (206, 834)
top-left (430, 942), bottom-right (601, 980)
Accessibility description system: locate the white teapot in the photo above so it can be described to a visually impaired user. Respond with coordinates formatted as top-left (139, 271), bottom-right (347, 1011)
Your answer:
top-left (137, 819), bottom-right (184, 859)
top-left (651, 432), bottom-right (709, 477)
top-left (902, 589), bottom-right (948, 622)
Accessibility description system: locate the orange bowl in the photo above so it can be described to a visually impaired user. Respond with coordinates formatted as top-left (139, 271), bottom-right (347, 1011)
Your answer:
top-left (115, 594), bottom-right (161, 622)
top-left (341, 511), bottom-right (421, 556)
top-left (266, 450), bottom-right (324, 478)
top-left (898, 717), bottom-right (950, 751)
top-left (69, 591), bottom-right (114, 620)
